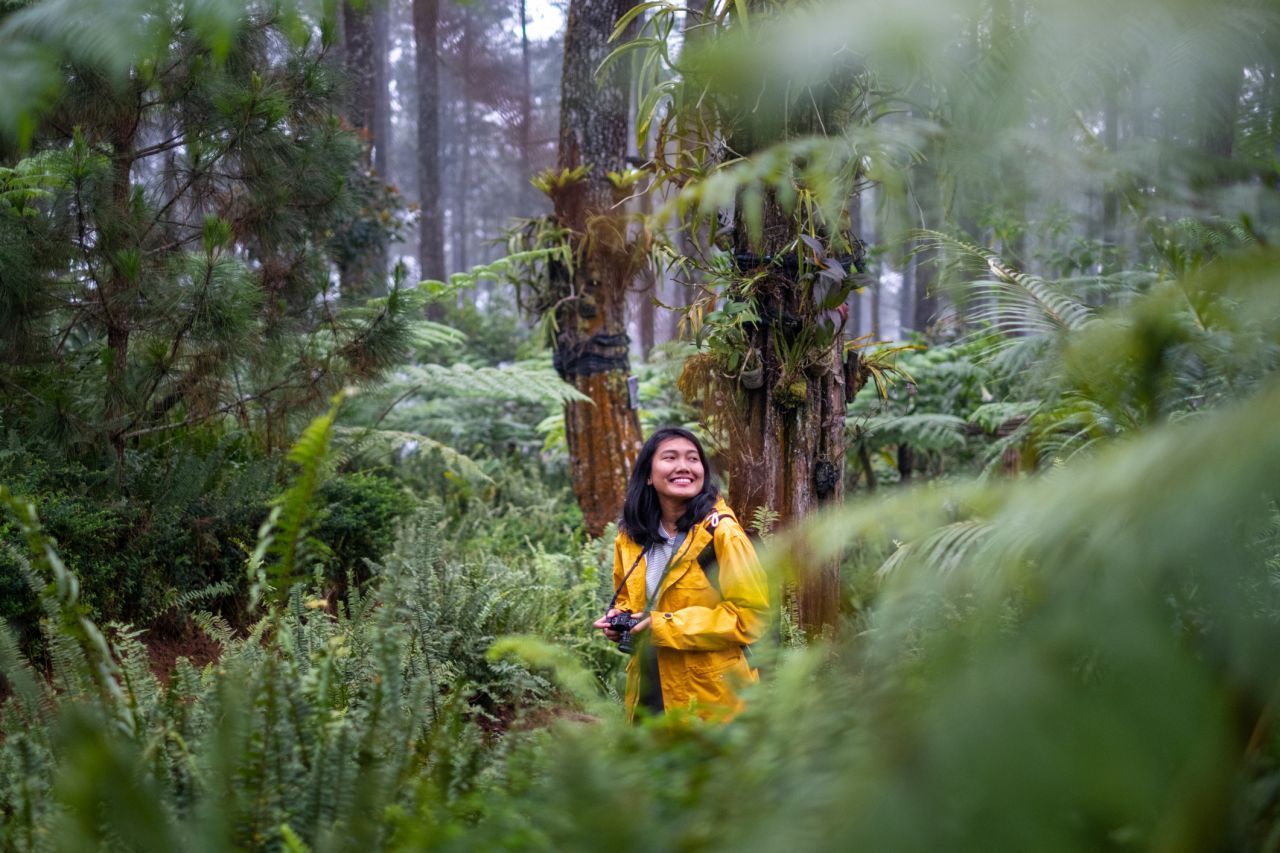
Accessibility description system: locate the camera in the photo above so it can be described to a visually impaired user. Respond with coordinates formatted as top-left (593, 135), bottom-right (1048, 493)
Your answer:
top-left (606, 610), bottom-right (644, 654)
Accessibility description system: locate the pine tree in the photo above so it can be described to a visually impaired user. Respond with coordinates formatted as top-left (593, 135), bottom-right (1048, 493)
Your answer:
top-left (0, 3), bottom-right (414, 467)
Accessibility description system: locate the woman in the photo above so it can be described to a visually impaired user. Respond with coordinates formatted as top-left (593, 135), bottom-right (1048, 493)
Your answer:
top-left (593, 427), bottom-right (769, 720)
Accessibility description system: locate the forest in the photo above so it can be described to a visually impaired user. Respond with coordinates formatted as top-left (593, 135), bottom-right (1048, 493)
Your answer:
top-left (0, 0), bottom-right (1278, 848)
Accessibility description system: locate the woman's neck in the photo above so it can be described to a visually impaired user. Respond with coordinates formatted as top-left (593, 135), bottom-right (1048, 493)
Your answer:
top-left (658, 497), bottom-right (688, 533)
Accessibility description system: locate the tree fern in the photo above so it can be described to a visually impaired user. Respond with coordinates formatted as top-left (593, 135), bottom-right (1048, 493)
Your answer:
top-left (855, 412), bottom-right (969, 452)
top-left (333, 427), bottom-right (495, 493)
top-left (393, 361), bottom-right (591, 406)
top-left (918, 229), bottom-right (1095, 335)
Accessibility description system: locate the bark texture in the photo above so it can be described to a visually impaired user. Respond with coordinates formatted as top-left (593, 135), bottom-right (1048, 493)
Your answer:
top-left (104, 111), bottom-right (141, 465)
top-left (723, 82), bottom-right (868, 636)
top-left (342, 2), bottom-right (377, 140)
top-left (341, 1), bottom-right (387, 298)
top-left (414, 0), bottom-right (446, 284)
top-left (729, 197), bottom-right (859, 636)
top-left (453, 9), bottom-right (473, 273)
top-left (371, 1), bottom-right (392, 182)
top-left (552, 0), bottom-right (643, 536)
top-left (518, 0), bottom-right (535, 213)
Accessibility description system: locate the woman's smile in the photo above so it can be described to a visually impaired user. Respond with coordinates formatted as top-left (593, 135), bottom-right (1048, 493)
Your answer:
top-left (649, 437), bottom-right (705, 501)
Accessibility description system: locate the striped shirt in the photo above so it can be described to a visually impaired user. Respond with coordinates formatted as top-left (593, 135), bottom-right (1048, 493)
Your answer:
top-left (645, 524), bottom-right (681, 606)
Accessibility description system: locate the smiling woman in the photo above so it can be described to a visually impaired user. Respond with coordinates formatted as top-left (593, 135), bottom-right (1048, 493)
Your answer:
top-left (593, 427), bottom-right (770, 721)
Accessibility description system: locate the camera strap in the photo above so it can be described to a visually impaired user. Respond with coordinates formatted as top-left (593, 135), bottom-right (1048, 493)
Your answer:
top-left (608, 550), bottom-right (647, 610)
top-left (607, 529), bottom-right (691, 611)
top-left (609, 510), bottom-right (723, 612)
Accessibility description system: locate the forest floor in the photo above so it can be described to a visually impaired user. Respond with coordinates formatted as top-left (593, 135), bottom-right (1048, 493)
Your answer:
top-left (144, 629), bottom-right (222, 684)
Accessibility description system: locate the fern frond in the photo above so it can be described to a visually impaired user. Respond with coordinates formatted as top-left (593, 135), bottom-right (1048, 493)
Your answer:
top-left (416, 246), bottom-right (573, 300)
top-left (332, 427), bottom-right (495, 491)
top-left (856, 413), bottom-right (969, 451)
top-left (968, 401), bottom-right (1039, 434)
top-left (0, 485), bottom-right (139, 735)
top-left (918, 230), bottom-right (1095, 334)
top-left (0, 608), bottom-right (52, 725)
top-left (259, 395), bottom-right (344, 607)
top-left (877, 520), bottom-right (997, 580)
top-left (394, 361), bottom-right (590, 405)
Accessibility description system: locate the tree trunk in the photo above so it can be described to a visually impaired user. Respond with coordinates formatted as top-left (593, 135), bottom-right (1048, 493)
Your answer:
top-left (343, 2), bottom-right (377, 149)
top-left (1198, 62), bottom-right (1242, 185)
top-left (104, 116), bottom-right (139, 466)
top-left (899, 255), bottom-right (915, 336)
top-left (341, 1), bottom-right (386, 298)
top-left (451, 9), bottom-right (473, 274)
top-left (912, 195), bottom-right (941, 336)
top-left (551, 0), bottom-right (644, 536)
top-left (913, 251), bottom-right (937, 336)
top-left (847, 191), bottom-right (863, 337)
top-left (728, 201), bottom-right (854, 635)
top-left (372, 1), bottom-right (392, 183)
top-left (870, 281), bottom-right (881, 339)
top-left (635, 176), bottom-right (657, 359)
top-left (1101, 79), bottom-right (1120, 272)
top-left (518, 0), bottom-right (535, 214)
top-left (413, 0), bottom-right (446, 286)
top-left (897, 443), bottom-right (914, 482)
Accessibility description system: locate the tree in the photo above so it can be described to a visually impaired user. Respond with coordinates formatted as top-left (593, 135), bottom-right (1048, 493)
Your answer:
top-left (341, 0), bottom-right (390, 299)
top-left (414, 0), bottom-right (446, 284)
top-left (372, 1), bottom-right (393, 182)
top-left (518, 0), bottom-right (536, 213)
top-left (720, 138), bottom-right (862, 634)
top-left (541, 0), bottom-right (644, 536)
top-left (0, 4), bottom-right (416, 465)
top-left (635, 4), bottom-right (872, 633)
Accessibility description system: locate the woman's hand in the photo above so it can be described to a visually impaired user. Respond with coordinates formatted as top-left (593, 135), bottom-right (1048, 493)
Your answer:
top-left (592, 609), bottom-right (652, 641)
top-left (593, 608), bottom-right (623, 641)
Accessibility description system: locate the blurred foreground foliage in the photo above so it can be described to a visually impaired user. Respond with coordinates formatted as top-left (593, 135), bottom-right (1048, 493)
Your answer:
top-left (2, 246), bottom-right (1279, 850)
top-left (2, 0), bottom-right (1280, 849)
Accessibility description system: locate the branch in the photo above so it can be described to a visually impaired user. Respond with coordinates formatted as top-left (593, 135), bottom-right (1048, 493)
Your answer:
top-left (119, 379), bottom-right (312, 440)
top-left (123, 250), bottom-right (217, 433)
top-left (127, 134), bottom-right (187, 162)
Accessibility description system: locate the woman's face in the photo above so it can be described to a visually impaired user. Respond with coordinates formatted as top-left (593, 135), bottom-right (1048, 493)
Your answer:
top-left (647, 436), bottom-right (705, 505)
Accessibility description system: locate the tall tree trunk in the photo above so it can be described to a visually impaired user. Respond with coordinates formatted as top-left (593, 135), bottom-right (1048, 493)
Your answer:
top-left (847, 191), bottom-right (863, 337)
top-left (870, 281), bottom-right (881, 339)
top-left (413, 0), bottom-right (445, 287)
top-left (551, 0), bottom-right (644, 536)
top-left (1198, 62), bottom-right (1242, 185)
top-left (636, 286), bottom-right (656, 358)
top-left (912, 172), bottom-right (941, 336)
top-left (899, 256), bottom-right (916, 336)
top-left (635, 178), bottom-right (657, 358)
top-left (372, 1), bottom-right (392, 183)
top-left (343, 2), bottom-right (377, 148)
top-left (727, 89), bottom-right (866, 633)
top-left (728, 192), bottom-right (855, 634)
top-left (341, 0), bottom-right (386, 298)
top-left (452, 8), bottom-right (473, 274)
top-left (518, 0), bottom-right (535, 214)
top-left (104, 113), bottom-right (140, 466)
top-left (1101, 79), bottom-right (1121, 273)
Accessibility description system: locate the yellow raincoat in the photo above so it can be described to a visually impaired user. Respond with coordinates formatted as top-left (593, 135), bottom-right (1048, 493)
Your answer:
top-left (612, 499), bottom-right (769, 720)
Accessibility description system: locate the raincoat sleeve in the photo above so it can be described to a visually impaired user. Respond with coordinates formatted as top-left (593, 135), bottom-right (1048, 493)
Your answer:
top-left (649, 519), bottom-right (769, 651)
top-left (611, 535), bottom-right (636, 614)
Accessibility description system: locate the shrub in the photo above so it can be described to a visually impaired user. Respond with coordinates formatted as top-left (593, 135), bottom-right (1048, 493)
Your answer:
top-left (315, 471), bottom-right (413, 591)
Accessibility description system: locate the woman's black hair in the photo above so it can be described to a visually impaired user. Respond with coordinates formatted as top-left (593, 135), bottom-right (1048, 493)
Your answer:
top-left (619, 427), bottom-right (719, 549)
